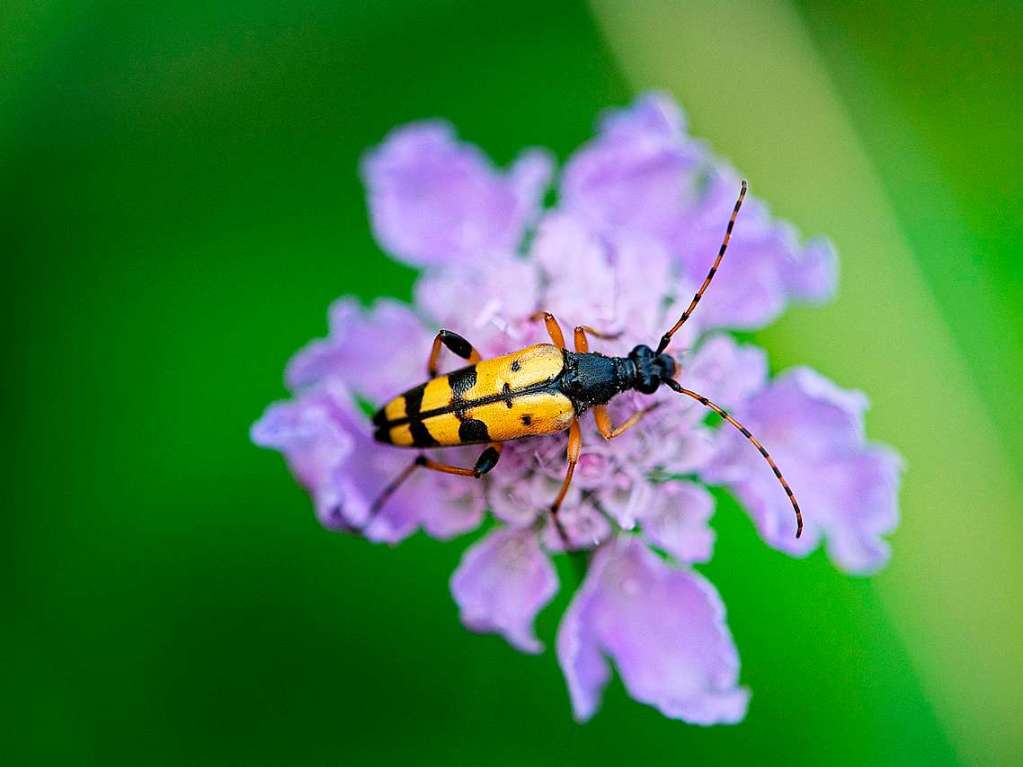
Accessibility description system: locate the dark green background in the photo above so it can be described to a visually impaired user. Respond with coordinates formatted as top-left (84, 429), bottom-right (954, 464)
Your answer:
top-left (5, 1), bottom-right (1021, 764)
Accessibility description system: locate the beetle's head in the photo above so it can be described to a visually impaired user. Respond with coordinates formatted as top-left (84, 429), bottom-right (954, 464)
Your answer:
top-left (628, 344), bottom-right (677, 394)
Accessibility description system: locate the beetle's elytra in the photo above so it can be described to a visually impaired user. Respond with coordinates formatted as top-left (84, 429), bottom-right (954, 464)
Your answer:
top-left (367, 181), bottom-right (804, 543)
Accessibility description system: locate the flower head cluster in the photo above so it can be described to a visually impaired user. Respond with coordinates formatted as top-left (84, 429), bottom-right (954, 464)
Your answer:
top-left (252, 94), bottom-right (902, 723)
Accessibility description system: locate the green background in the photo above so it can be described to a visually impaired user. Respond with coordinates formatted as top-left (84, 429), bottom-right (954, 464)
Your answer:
top-left (4, 1), bottom-right (1021, 764)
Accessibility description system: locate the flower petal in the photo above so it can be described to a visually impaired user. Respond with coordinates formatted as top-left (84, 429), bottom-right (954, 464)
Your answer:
top-left (702, 368), bottom-right (902, 573)
top-left (561, 92), bottom-right (705, 243)
top-left (556, 537), bottom-right (749, 723)
top-left (413, 253), bottom-right (540, 358)
top-left (285, 298), bottom-right (431, 404)
top-left (450, 527), bottom-right (558, 653)
top-left (252, 383), bottom-right (483, 543)
top-left (362, 121), bottom-right (552, 266)
top-left (639, 481), bottom-right (716, 564)
top-left (562, 93), bottom-right (837, 330)
top-left (682, 334), bottom-right (768, 410)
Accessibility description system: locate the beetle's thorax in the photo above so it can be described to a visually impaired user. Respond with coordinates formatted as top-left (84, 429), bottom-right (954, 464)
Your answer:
top-left (558, 345), bottom-right (676, 412)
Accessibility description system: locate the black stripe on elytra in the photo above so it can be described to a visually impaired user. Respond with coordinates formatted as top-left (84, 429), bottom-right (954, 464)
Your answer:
top-left (379, 379), bottom-right (560, 427)
top-left (458, 418), bottom-right (490, 443)
top-left (373, 424), bottom-right (393, 443)
top-left (403, 382), bottom-right (427, 417)
top-left (448, 365), bottom-right (478, 400)
top-left (409, 420), bottom-right (440, 447)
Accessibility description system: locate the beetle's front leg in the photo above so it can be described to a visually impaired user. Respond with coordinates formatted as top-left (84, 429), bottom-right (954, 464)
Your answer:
top-left (572, 325), bottom-right (623, 352)
top-left (427, 329), bottom-right (481, 377)
top-left (529, 311), bottom-right (567, 349)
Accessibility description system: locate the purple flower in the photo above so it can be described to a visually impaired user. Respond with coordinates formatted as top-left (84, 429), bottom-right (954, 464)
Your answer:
top-left (253, 93), bottom-right (902, 725)
top-left (557, 537), bottom-right (749, 723)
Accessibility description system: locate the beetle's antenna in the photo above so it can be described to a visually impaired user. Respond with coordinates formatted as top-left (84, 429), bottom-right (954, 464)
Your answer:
top-left (664, 377), bottom-right (803, 538)
top-left (656, 180), bottom-right (747, 354)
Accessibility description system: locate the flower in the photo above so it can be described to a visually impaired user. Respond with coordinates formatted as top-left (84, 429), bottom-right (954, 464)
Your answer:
top-left (253, 93), bottom-right (902, 724)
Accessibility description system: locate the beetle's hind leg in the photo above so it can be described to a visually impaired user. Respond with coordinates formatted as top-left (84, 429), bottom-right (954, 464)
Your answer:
top-left (428, 329), bottom-right (481, 377)
top-left (356, 443), bottom-right (503, 535)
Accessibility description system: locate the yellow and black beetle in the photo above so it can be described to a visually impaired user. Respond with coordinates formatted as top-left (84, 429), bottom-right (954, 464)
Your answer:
top-left (369, 181), bottom-right (803, 542)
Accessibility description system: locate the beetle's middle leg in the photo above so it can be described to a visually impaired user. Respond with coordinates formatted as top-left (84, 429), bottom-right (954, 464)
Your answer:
top-left (427, 329), bottom-right (481, 377)
top-left (572, 325), bottom-right (622, 351)
top-left (547, 418), bottom-right (581, 547)
top-left (364, 443), bottom-right (503, 523)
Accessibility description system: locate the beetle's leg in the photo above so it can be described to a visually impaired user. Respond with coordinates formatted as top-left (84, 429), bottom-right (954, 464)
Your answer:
top-left (593, 402), bottom-right (661, 440)
top-left (547, 419), bottom-right (581, 547)
top-left (364, 444), bottom-right (502, 524)
top-left (427, 329), bottom-right (481, 377)
top-left (528, 310), bottom-right (567, 349)
top-left (420, 443), bottom-right (503, 478)
top-left (572, 326), bottom-right (622, 352)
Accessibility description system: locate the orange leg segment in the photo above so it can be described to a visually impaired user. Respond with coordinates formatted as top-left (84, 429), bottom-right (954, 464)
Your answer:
top-left (548, 419), bottom-right (581, 546)
top-left (593, 402), bottom-right (660, 440)
top-left (529, 311), bottom-right (567, 349)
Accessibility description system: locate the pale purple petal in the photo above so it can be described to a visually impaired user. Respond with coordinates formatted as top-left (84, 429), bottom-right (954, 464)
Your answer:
top-left (362, 121), bottom-right (552, 266)
top-left (532, 213), bottom-right (618, 331)
top-left (252, 382), bottom-right (482, 543)
top-left (531, 212), bottom-right (680, 347)
top-left (681, 334), bottom-right (768, 410)
top-left (285, 298), bottom-right (432, 405)
top-left (413, 253), bottom-right (540, 359)
top-left (539, 500), bottom-right (613, 553)
top-left (451, 527), bottom-right (558, 653)
top-left (561, 93), bottom-right (705, 243)
top-left (639, 481), bottom-right (715, 564)
top-left (556, 537), bottom-right (749, 723)
top-left (672, 169), bottom-right (838, 330)
top-left (780, 236), bottom-right (838, 304)
top-left (420, 453), bottom-right (487, 539)
top-left (702, 368), bottom-right (902, 573)
top-left (487, 468), bottom-right (546, 529)
top-left (556, 571), bottom-right (610, 721)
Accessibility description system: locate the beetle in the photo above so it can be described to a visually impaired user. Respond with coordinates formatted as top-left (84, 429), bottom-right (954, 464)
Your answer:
top-left (368, 180), bottom-right (803, 542)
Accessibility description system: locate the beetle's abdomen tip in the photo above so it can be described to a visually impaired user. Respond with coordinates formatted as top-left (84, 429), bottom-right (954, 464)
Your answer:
top-left (372, 423), bottom-right (393, 444)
